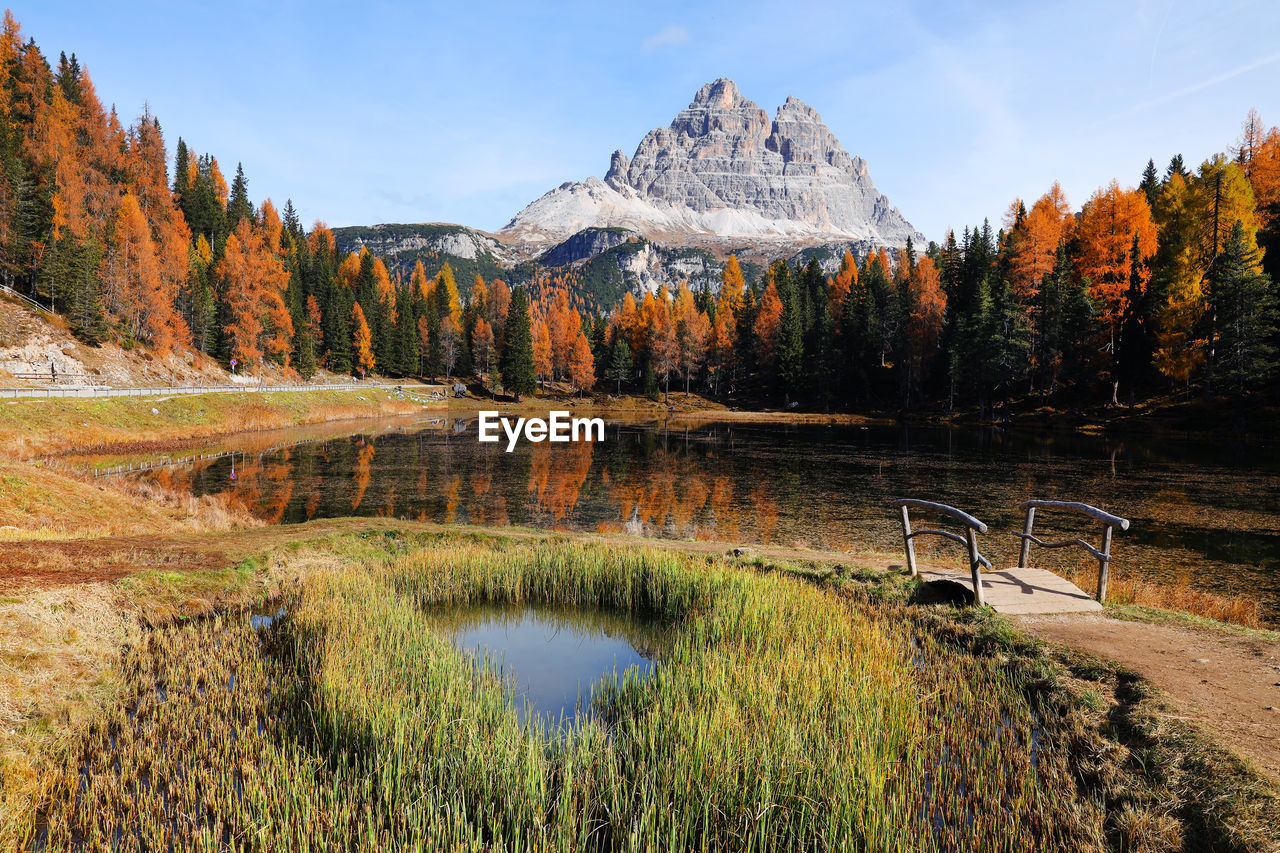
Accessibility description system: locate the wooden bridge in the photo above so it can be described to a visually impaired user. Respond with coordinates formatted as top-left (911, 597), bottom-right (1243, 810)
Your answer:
top-left (892, 499), bottom-right (1130, 615)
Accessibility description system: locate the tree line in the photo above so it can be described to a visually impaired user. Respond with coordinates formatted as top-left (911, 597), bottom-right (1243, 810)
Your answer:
top-left (585, 114), bottom-right (1280, 412)
top-left (1, 9), bottom-right (1276, 413)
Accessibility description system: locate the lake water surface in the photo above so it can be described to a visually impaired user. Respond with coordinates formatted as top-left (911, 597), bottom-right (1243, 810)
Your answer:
top-left (426, 604), bottom-right (667, 731)
top-left (125, 414), bottom-right (1280, 616)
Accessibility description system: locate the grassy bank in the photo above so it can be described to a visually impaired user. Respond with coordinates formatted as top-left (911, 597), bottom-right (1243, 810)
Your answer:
top-left (15, 532), bottom-right (1278, 851)
top-left (0, 387), bottom-right (421, 459)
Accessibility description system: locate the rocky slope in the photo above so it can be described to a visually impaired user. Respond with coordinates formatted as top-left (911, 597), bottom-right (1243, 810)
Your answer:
top-left (502, 78), bottom-right (924, 251)
top-left (332, 223), bottom-right (512, 289)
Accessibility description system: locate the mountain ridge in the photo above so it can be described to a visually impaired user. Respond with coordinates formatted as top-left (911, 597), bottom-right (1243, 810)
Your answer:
top-left (501, 78), bottom-right (924, 251)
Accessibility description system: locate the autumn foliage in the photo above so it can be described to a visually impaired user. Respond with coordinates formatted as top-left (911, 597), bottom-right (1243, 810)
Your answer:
top-left (0, 6), bottom-right (1275, 407)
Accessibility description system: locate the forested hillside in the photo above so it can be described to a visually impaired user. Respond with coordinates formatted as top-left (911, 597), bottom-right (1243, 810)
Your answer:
top-left (1, 6), bottom-right (1276, 414)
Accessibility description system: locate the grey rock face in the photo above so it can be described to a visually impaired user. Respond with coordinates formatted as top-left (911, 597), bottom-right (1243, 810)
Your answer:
top-left (504, 78), bottom-right (923, 249)
top-left (540, 227), bottom-right (637, 267)
top-left (335, 224), bottom-right (513, 265)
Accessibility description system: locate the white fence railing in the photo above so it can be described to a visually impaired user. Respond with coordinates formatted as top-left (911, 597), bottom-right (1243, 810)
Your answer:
top-left (0, 282), bottom-right (54, 315)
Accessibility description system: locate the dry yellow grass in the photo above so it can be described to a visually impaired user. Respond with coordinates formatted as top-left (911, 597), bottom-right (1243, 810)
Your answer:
top-left (1061, 565), bottom-right (1266, 629)
top-left (0, 542), bottom-right (340, 847)
top-left (0, 461), bottom-right (260, 540)
top-left (0, 582), bottom-right (132, 842)
top-left (0, 388), bottom-right (419, 460)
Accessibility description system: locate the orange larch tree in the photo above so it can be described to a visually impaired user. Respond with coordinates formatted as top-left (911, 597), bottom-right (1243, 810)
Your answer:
top-left (1074, 180), bottom-right (1157, 333)
top-left (902, 255), bottom-right (946, 403)
top-left (545, 285), bottom-right (579, 379)
top-left (753, 279), bottom-right (784, 368)
top-left (828, 249), bottom-right (857, 316)
top-left (569, 330), bottom-right (595, 394)
top-left (352, 302), bottom-right (375, 375)
top-left (218, 217), bottom-right (291, 367)
top-left (720, 254), bottom-right (746, 315)
top-left (103, 193), bottom-right (164, 346)
top-left (472, 317), bottom-right (495, 376)
top-left (673, 282), bottom-right (710, 393)
top-left (1236, 108), bottom-right (1280, 227)
top-left (532, 319), bottom-right (553, 381)
top-left (487, 278), bottom-right (510, 346)
top-left (1009, 182), bottom-right (1072, 304)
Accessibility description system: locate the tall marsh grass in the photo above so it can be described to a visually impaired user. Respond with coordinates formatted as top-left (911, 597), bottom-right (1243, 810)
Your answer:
top-left (27, 537), bottom-right (1135, 850)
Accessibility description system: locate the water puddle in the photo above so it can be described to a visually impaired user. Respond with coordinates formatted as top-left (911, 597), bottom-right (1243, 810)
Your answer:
top-left (250, 603), bottom-right (287, 630)
top-left (426, 604), bottom-right (668, 732)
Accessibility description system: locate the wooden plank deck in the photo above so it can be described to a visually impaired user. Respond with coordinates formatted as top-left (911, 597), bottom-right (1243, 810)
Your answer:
top-left (918, 567), bottom-right (1103, 614)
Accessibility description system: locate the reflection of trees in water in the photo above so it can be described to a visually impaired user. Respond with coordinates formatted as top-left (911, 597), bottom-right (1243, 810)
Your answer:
top-left (351, 442), bottom-right (374, 510)
top-left (469, 472), bottom-right (491, 525)
top-left (598, 438), bottom-right (783, 543)
top-left (425, 601), bottom-right (674, 662)
top-left (126, 422), bottom-right (1280, 608)
top-left (527, 440), bottom-right (593, 523)
top-left (443, 476), bottom-right (461, 524)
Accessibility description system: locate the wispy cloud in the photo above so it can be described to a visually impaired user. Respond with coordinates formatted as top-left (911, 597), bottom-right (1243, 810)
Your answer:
top-left (642, 25), bottom-right (690, 53)
top-left (1127, 50), bottom-right (1280, 115)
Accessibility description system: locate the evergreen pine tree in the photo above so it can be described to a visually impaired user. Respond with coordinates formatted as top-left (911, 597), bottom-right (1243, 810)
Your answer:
top-left (281, 199), bottom-right (302, 239)
top-left (423, 299), bottom-right (442, 377)
top-left (324, 280), bottom-right (353, 373)
top-left (1060, 275), bottom-right (1101, 401)
top-left (642, 359), bottom-right (659, 400)
top-left (982, 278), bottom-right (1030, 413)
top-left (498, 286), bottom-right (536, 400)
top-left (227, 162), bottom-right (253, 227)
top-left (607, 336), bottom-right (632, 394)
top-left (1206, 221), bottom-right (1278, 397)
top-left (394, 286), bottom-right (420, 376)
top-left (773, 262), bottom-right (805, 399)
top-left (68, 241), bottom-right (108, 344)
top-left (296, 327), bottom-right (317, 379)
top-left (1116, 232), bottom-right (1152, 403)
top-left (591, 316), bottom-right (608, 381)
top-left (1139, 158), bottom-right (1160, 208)
top-left (173, 138), bottom-right (191, 202)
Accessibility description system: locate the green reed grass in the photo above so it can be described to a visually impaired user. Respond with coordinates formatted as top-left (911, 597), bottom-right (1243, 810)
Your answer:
top-left (29, 536), bottom-right (1124, 851)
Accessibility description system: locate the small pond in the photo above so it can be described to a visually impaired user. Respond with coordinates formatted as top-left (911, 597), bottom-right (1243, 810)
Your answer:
top-left (427, 604), bottom-right (668, 732)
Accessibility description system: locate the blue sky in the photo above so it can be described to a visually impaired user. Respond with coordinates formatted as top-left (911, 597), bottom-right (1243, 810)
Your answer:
top-left (18, 0), bottom-right (1280, 242)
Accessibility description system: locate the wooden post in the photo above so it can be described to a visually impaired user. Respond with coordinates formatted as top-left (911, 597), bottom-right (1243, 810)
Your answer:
top-left (899, 504), bottom-right (917, 577)
top-left (966, 527), bottom-right (985, 607)
top-left (1096, 524), bottom-right (1114, 603)
top-left (1018, 505), bottom-right (1036, 568)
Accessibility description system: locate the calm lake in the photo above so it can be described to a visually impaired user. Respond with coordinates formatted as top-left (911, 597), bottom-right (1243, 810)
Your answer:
top-left (125, 414), bottom-right (1280, 616)
top-left (426, 603), bottom-right (667, 732)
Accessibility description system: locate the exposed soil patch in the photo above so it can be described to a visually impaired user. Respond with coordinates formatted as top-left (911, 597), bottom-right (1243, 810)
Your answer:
top-left (0, 537), bottom-right (230, 588)
top-left (1016, 612), bottom-right (1280, 783)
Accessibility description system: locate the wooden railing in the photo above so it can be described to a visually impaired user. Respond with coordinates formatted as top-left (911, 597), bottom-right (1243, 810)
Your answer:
top-left (1015, 500), bottom-right (1130, 603)
top-left (891, 499), bottom-right (992, 606)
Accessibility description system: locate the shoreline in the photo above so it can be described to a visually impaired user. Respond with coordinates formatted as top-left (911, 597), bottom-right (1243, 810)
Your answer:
top-left (3, 519), bottom-right (1277, 848)
top-left (1, 391), bottom-right (1278, 848)
top-left (439, 387), bottom-right (1279, 439)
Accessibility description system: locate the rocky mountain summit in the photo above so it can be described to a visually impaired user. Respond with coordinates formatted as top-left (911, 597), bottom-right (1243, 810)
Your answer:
top-left (502, 78), bottom-right (923, 251)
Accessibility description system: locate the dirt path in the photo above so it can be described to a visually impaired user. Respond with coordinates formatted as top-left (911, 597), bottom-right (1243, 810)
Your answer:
top-left (1016, 612), bottom-right (1280, 782)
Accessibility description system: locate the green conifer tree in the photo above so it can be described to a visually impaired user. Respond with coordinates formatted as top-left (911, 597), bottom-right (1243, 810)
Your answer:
top-left (226, 162), bottom-right (253, 228)
top-left (607, 336), bottom-right (632, 394)
top-left (1139, 158), bottom-right (1160, 209)
top-left (1207, 221), bottom-right (1278, 397)
top-left (498, 286), bottom-right (536, 400)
